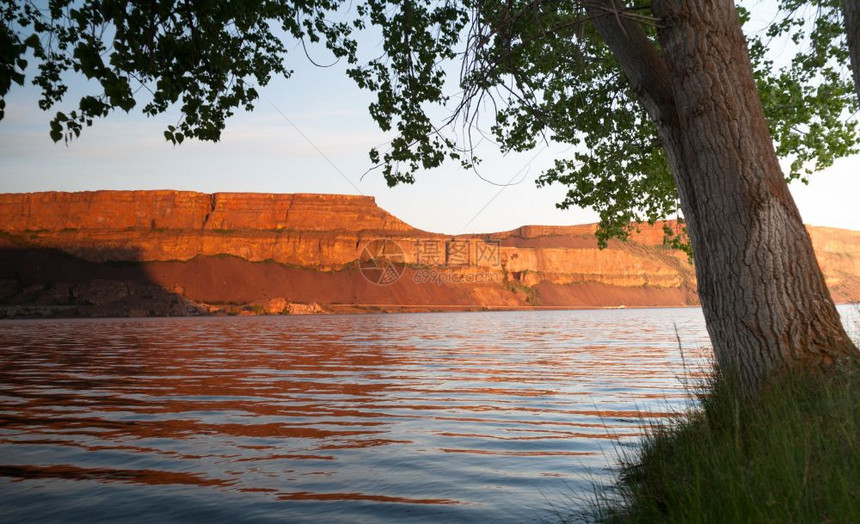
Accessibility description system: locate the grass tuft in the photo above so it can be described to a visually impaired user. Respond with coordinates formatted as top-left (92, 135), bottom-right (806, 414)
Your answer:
top-left (586, 362), bottom-right (860, 524)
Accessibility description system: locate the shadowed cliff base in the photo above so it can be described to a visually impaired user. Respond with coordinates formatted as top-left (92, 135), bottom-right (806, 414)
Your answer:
top-left (0, 241), bottom-right (201, 318)
top-left (0, 249), bottom-right (701, 318)
top-left (0, 190), bottom-right (857, 318)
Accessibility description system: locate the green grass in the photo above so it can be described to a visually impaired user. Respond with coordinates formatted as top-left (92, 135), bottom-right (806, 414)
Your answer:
top-left (585, 363), bottom-right (860, 524)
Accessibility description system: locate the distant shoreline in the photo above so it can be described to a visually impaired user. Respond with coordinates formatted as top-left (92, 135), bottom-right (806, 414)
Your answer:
top-left (4, 300), bottom-right (857, 320)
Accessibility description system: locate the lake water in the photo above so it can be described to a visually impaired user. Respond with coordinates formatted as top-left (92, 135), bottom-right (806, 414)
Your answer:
top-left (1, 307), bottom-right (853, 523)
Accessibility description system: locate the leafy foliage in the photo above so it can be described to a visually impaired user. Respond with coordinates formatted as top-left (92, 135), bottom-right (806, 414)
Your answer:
top-left (347, 0), bottom-right (470, 184)
top-left (1, 0), bottom-right (857, 243)
top-left (744, 0), bottom-right (859, 181)
top-left (1, 0), bottom-right (351, 143)
top-left (457, 3), bottom-right (680, 244)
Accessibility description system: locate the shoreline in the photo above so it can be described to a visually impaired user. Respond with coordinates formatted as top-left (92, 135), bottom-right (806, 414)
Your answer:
top-left (0, 302), bottom-right (701, 320)
top-left (3, 301), bottom-right (855, 320)
top-left (0, 301), bottom-right (830, 320)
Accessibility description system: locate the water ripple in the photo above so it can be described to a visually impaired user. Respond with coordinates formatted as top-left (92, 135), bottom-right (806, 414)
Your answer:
top-left (0, 309), bottom-right (720, 523)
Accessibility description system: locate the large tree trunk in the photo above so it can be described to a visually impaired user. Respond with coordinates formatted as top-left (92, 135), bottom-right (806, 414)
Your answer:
top-left (844, 0), bottom-right (860, 104)
top-left (591, 0), bottom-right (858, 389)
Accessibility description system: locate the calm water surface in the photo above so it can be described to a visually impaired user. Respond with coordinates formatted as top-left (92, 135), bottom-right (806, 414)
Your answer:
top-left (0, 307), bottom-right (801, 523)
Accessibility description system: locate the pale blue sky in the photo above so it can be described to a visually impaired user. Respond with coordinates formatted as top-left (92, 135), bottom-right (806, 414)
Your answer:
top-left (1, 8), bottom-right (858, 235)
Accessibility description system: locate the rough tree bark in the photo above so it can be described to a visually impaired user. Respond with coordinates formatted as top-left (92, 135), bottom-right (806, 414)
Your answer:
top-left (590, 0), bottom-right (859, 388)
top-left (845, 0), bottom-right (860, 104)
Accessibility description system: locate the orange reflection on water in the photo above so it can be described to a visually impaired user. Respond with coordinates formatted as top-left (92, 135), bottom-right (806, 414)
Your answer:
top-left (0, 464), bottom-right (232, 487)
top-left (275, 491), bottom-right (460, 505)
top-left (0, 310), bottom-right (714, 523)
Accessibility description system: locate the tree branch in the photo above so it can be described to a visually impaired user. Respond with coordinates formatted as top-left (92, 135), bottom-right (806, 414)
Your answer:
top-left (585, 0), bottom-right (677, 127)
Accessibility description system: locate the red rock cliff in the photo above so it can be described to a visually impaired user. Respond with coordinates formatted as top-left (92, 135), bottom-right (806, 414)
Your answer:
top-left (0, 191), bottom-right (414, 232)
top-left (0, 191), bottom-right (417, 267)
top-left (1, 190), bottom-right (857, 315)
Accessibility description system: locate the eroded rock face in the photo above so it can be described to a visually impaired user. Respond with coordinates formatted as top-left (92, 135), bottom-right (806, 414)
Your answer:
top-left (0, 191), bottom-right (414, 232)
top-left (0, 190), bottom-right (857, 317)
top-left (807, 226), bottom-right (860, 302)
top-left (0, 191), bottom-right (416, 268)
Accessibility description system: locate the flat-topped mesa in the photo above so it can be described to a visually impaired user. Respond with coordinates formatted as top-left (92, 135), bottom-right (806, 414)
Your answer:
top-left (495, 224), bottom-right (597, 239)
top-left (499, 221), bottom-right (679, 239)
top-left (0, 190), bottom-right (416, 233)
top-left (202, 193), bottom-right (416, 232)
top-left (0, 190), bottom-right (858, 316)
top-left (493, 221), bottom-right (686, 249)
